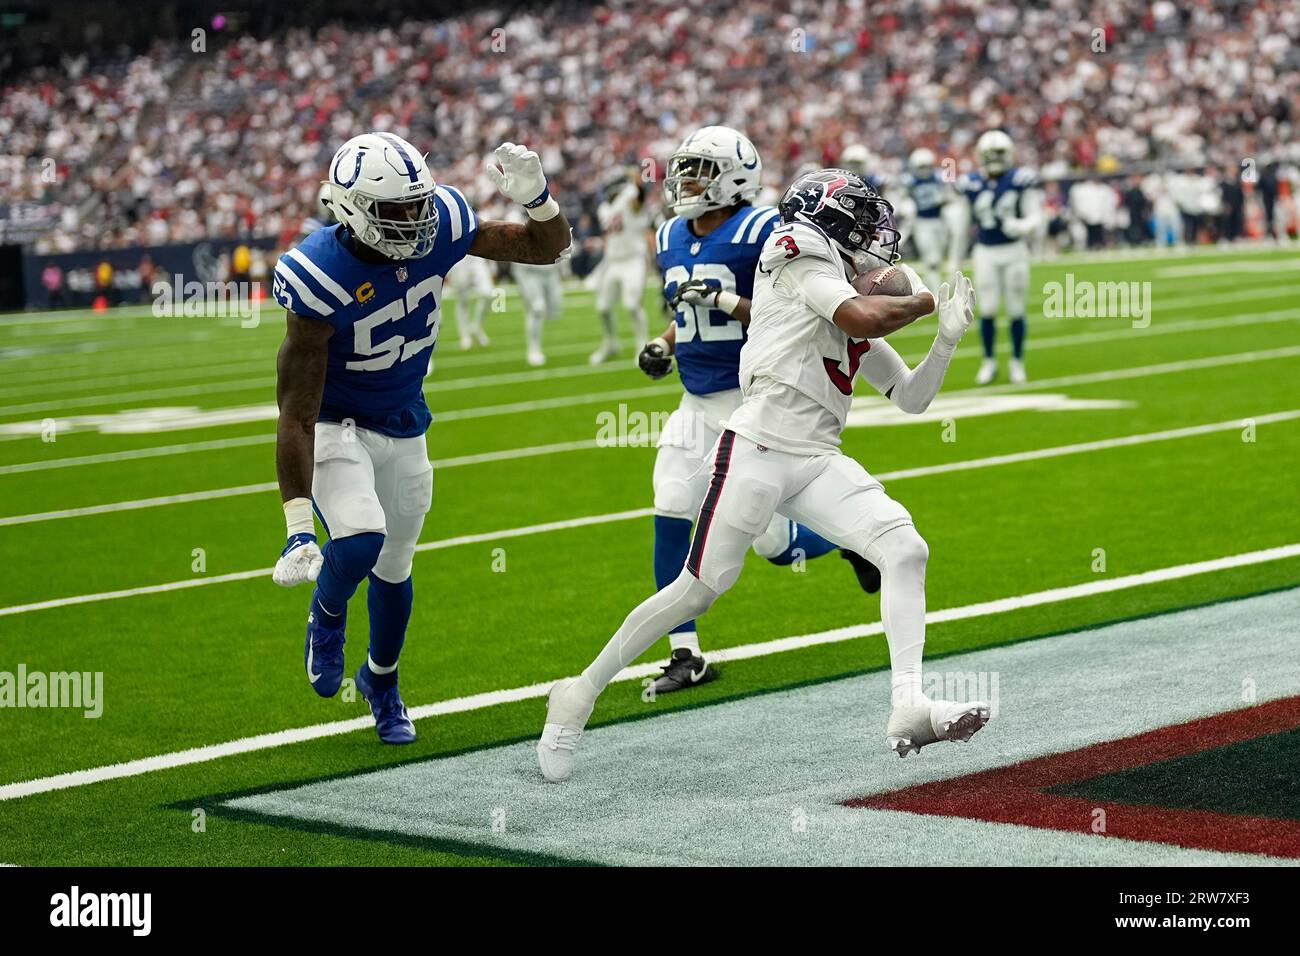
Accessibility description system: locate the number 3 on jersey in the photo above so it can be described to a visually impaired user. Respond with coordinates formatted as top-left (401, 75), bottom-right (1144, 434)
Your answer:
top-left (663, 263), bottom-right (741, 342)
top-left (823, 337), bottom-right (872, 395)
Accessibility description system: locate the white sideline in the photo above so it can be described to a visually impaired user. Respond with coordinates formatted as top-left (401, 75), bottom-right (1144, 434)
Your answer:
top-left (2, 408), bottom-right (1296, 613)
top-left (1, 543), bottom-right (1296, 803)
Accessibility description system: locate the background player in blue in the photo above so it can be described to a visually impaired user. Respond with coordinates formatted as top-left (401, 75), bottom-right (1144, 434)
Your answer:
top-left (900, 147), bottom-right (957, 293)
top-left (270, 132), bottom-right (571, 743)
top-left (957, 130), bottom-right (1043, 385)
top-left (636, 125), bottom-right (881, 693)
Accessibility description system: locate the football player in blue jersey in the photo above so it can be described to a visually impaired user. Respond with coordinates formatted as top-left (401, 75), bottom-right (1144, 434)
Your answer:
top-left (270, 133), bottom-right (570, 743)
top-left (900, 148), bottom-right (957, 293)
top-left (957, 130), bottom-right (1043, 385)
top-left (635, 125), bottom-right (882, 693)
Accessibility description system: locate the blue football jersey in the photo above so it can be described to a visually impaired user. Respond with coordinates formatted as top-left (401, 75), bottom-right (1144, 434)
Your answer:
top-left (959, 168), bottom-right (1038, 245)
top-left (654, 204), bottom-right (781, 395)
top-left (903, 171), bottom-right (948, 219)
top-left (271, 185), bottom-right (478, 438)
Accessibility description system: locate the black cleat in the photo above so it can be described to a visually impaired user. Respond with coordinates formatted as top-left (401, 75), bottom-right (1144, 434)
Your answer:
top-left (652, 647), bottom-right (718, 694)
top-left (840, 548), bottom-right (882, 594)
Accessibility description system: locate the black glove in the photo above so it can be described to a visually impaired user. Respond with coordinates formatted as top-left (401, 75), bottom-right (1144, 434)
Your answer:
top-left (668, 278), bottom-right (718, 310)
top-left (638, 337), bottom-right (673, 379)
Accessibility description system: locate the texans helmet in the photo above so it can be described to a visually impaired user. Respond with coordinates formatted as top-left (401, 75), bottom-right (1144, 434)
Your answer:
top-left (778, 168), bottom-right (900, 271)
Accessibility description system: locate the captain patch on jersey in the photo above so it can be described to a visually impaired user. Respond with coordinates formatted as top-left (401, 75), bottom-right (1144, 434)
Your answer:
top-left (272, 184), bottom-right (478, 437)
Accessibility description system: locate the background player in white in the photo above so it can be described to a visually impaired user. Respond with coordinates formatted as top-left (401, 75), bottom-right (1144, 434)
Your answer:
top-left (958, 130), bottom-right (1043, 385)
top-left (538, 169), bottom-right (985, 781)
top-left (637, 125), bottom-right (883, 693)
top-left (900, 147), bottom-right (957, 292)
top-left (271, 134), bottom-right (570, 744)
top-left (590, 168), bottom-right (655, 364)
top-left (444, 252), bottom-right (493, 350)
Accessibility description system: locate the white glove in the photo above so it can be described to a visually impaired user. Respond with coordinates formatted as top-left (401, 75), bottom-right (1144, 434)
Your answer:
top-left (484, 142), bottom-right (549, 208)
top-left (273, 533), bottom-right (323, 587)
top-left (895, 263), bottom-right (934, 308)
top-left (936, 271), bottom-right (975, 345)
top-left (1002, 217), bottom-right (1033, 239)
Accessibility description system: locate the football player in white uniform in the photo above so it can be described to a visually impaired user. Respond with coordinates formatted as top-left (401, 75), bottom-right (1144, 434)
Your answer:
top-left (538, 169), bottom-right (986, 781)
top-left (958, 130), bottom-right (1043, 385)
top-left (590, 169), bottom-right (655, 364)
top-left (515, 257), bottom-right (565, 367)
top-left (444, 253), bottom-right (494, 350)
top-left (638, 125), bottom-right (883, 694)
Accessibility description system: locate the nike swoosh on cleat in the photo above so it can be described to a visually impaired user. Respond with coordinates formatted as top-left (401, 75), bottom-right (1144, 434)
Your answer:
top-left (306, 644), bottom-right (321, 683)
top-left (688, 665), bottom-right (708, 683)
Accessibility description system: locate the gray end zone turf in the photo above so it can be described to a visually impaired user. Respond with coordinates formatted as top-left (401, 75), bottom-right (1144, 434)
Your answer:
top-left (225, 589), bottom-right (1300, 865)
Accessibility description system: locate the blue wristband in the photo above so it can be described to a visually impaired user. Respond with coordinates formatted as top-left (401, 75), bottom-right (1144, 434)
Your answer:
top-left (522, 182), bottom-right (551, 209)
top-left (282, 531), bottom-right (317, 556)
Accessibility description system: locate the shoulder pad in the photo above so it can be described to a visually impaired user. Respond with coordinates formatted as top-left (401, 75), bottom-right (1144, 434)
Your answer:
top-left (758, 219), bottom-right (837, 273)
top-left (1012, 168), bottom-right (1039, 188)
top-left (728, 205), bottom-right (781, 245)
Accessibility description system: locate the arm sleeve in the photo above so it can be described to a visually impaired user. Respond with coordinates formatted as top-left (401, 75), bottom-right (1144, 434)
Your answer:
top-left (858, 333), bottom-right (959, 414)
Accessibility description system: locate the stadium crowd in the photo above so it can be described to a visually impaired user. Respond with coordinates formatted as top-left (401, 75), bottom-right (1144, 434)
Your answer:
top-left (2, 0), bottom-right (1297, 254)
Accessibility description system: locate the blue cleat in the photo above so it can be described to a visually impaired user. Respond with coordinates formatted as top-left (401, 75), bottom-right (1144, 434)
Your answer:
top-left (304, 597), bottom-right (346, 698)
top-left (355, 665), bottom-right (417, 745)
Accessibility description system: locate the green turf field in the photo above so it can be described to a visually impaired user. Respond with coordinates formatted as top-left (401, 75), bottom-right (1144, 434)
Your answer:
top-left (0, 245), bottom-right (1298, 865)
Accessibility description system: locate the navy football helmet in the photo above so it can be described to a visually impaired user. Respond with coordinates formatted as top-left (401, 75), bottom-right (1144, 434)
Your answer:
top-left (778, 168), bottom-right (900, 271)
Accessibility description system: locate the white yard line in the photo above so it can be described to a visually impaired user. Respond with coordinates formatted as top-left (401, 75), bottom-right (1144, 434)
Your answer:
top-left (5, 283), bottom-right (1299, 414)
top-left (1, 543), bottom-right (1296, 803)
top-left (3, 408), bottom-right (1296, 603)
top-left (0, 439), bottom-right (607, 526)
top-left (4, 333), bottom-right (1298, 462)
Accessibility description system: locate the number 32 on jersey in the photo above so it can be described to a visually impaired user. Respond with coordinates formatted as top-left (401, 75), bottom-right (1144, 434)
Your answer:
top-left (663, 263), bottom-right (741, 342)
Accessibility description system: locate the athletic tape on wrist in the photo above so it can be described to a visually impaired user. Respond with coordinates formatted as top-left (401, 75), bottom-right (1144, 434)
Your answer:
top-left (283, 497), bottom-right (315, 538)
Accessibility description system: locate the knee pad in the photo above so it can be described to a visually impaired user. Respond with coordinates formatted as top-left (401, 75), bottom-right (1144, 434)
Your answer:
top-left (751, 516), bottom-right (794, 560)
top-left (654, 477), bottom-right (695, 519)
top-left (372, 541), bottom-right (417, 585)
top-left (872, 524), bottom-right (928, 574)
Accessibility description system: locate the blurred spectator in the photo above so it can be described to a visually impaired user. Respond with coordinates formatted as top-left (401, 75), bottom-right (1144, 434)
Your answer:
top-left (1, 0), bottom-right (1296, 254)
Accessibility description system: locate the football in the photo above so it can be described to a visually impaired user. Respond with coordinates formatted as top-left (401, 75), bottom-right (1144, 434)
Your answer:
top-left (853, 264), bottom-right (911, 296)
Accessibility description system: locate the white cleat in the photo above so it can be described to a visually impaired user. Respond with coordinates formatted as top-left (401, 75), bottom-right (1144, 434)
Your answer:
top-left (588, 341), bottom-right (620, 365)
top-left (458, 335), bottom-right (473, 351)
top-left (1008, 358), bottom-right (1027, 384)
top-left (537, 677), bottom-right (595, 782)
top-left (975, 358), bottom-right (998, 386)
top-left (473, 328), bottom-right (491, 347)
top-left (886, 696), bottom-right (990, 758)
top-left (526, 346), bottom-right (546, 367)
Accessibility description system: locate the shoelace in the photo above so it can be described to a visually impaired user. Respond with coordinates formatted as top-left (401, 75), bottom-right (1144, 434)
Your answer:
top-left (550, 727), bottom-right (582, 752)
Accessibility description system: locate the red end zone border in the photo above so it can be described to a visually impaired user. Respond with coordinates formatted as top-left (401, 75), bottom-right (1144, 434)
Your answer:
top-left (844, 696), bottom-right (1300, 859)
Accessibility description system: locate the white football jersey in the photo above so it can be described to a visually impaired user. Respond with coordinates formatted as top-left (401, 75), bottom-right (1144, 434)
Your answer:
top-left (727, 220), bottom-right (910, 455)
top-left (598, 184), bottom-right (653, 261)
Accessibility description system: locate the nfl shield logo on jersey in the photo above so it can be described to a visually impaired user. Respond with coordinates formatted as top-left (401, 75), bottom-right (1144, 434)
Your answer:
top-left (690, 241), bottom-right (701, 256)
top-left (395, 265), bottom-right (409, 282)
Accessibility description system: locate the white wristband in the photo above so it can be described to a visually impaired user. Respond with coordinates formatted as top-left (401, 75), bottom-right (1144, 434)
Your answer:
top-left (714, 290), bottom-right (742, 315)
top-left (284, 497), bottom-right (314, 538)
top-left (526, 196), bottom-right (560, 222)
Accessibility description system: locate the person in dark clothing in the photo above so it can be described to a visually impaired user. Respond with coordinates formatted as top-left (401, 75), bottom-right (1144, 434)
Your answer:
top-left (1220, 166), bottom-right (1245, 242)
